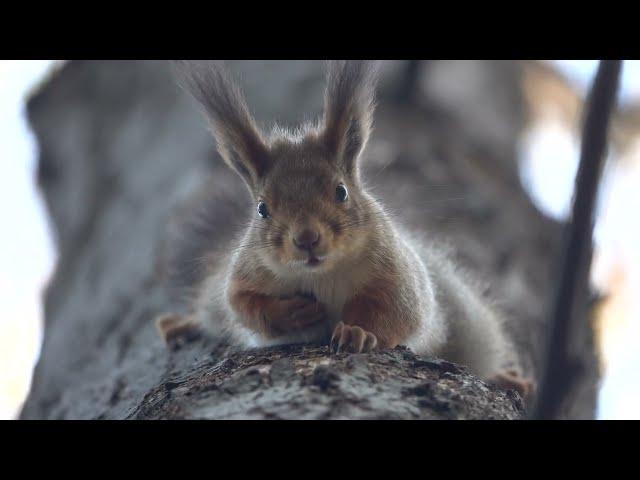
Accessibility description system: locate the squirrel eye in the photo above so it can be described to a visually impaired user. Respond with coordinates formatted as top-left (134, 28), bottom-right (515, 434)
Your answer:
top-left (336, 184), bottom-right (349, 203)
top-left (257, 201), bottom-right (269, 218)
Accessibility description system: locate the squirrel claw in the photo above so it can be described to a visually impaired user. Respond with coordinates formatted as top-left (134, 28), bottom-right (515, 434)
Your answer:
top-left (330, 322), bottom-right (378, 354)
top-left (487, 369), bottom-right (536, 403)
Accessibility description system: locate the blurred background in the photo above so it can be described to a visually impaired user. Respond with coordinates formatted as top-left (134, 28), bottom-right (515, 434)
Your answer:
top-left (1, 60), bottom-right (638, 419)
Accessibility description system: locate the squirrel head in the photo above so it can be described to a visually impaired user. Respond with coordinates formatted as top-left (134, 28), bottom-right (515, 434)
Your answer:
top-left (176, 60), bottom-right (381, 275)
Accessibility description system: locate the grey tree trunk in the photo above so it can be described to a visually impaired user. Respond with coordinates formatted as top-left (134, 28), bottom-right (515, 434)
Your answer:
top-left (20, 60), bottom-right (598, 420)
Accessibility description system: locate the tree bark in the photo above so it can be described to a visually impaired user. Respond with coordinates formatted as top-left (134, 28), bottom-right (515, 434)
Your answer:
top-left (21, 60), bottom-right (598, 419)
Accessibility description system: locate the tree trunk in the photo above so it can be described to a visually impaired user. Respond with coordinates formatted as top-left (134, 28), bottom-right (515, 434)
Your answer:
top-left (20, 60), bottom-right (598, 419)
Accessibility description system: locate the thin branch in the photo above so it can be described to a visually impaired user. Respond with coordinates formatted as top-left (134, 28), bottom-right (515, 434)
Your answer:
top-left (531, 60), bottom-right (622, 419)
top-left (395, 60), bottom-right (425, 103)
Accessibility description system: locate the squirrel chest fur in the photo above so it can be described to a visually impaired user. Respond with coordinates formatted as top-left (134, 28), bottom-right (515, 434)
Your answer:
top-left (157, 60), bottom-right (535, 399)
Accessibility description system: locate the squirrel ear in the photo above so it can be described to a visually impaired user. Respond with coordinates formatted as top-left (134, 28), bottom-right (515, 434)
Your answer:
top-left (321, 60), bottom-right (379, 175)
top-left (174, 61), bottom-right (270, 189)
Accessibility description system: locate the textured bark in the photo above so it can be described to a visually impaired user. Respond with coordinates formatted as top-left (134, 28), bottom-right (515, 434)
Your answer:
top-left (20, 60), bottom-right (598, 420)
top-left (129, 343), bottom-right (523, 420)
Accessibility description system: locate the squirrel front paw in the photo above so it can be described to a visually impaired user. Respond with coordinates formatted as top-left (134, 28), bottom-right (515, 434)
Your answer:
top-left (264, 295), bottom-right (327, 337)
top-left (330, 322), bottom-right (378, 354)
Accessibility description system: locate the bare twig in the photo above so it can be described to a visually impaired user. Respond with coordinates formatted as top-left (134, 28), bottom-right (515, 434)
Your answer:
top-left (531, 60), bottom-right (622, 419)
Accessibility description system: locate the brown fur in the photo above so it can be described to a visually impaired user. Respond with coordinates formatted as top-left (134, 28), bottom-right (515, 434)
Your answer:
top-left (342, 274), bottom-right (414, 349)
top-left (487, 370), bottom-right (537, 403)
top-left (155, 313), bottom-right (201, 346)
top-left (162, 60), bottom-right (534, 401)
top-left (228, 277), bottom-right (326, 338)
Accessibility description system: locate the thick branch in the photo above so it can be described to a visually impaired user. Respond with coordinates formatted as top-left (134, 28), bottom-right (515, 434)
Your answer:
top-left (128, 343), bottom-right (524, 420)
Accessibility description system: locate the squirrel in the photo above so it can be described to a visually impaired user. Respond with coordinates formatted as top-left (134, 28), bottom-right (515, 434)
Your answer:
top-left (156, 60), bottom-right (535, 400)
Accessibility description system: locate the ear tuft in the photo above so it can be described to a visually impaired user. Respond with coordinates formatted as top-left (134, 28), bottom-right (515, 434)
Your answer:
top-left (173, 60), bottom-right (270, 189)
top-left (322, 60), bottom-right (379, 174)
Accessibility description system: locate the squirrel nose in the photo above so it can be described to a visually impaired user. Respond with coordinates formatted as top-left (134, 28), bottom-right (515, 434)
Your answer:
top-left (293, 229), bottom-right (320, 251)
